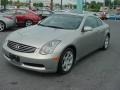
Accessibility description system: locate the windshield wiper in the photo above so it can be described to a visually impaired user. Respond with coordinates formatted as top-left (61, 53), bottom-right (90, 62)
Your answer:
top-left (38, 24), bottom-right (48, 27)
top-left (38, 24), bottom-right (64, 29)
top-left (45, 25), bottom-right (64, 29)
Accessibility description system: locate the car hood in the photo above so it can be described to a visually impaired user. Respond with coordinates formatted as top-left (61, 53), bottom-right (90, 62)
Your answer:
top-left (7, 25), bottom-right (74, 48)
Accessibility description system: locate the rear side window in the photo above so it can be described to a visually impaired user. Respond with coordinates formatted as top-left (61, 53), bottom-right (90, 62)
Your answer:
top-left (16, 10), bottom-right (27, 15)
top-left (84, 16), bottom-right (98, 28)
top-left (97, 18), bottom-right (103, 26)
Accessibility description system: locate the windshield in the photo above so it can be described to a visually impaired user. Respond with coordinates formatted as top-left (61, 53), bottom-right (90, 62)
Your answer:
top-left (38, 14), bottom-right (83, 30)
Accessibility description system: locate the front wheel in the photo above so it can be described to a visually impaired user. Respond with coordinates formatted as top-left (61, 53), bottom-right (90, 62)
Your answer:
top-left (57, 48), bottom-right (75, 74)
top-left (0, 21), bottom-right (5, 32)
top-left (25, 20), bottom-right (33, 27)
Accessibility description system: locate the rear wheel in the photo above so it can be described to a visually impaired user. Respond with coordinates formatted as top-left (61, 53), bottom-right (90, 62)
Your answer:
top-left (0, 21), bottom-right (5, 32)
top-left (25, 20), bottom-right (33, 27)
top-left (102, 35), bottom-right (110, 50)
top-left (58, 48), bottom-right (75, 74)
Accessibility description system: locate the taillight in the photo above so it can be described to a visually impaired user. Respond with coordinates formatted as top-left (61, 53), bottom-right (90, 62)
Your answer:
top-left (3, 16), bottom-right (13, 20)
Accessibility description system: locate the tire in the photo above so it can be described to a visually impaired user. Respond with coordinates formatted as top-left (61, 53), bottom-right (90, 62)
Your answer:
top-left (102, 35), bottom-right (110, 50)
top-left (0, 21), bottom-right (5, 32)
top-left (57, 48), bottom-right (75, 74)
top-left (25, 20), bottom-right (33, 27)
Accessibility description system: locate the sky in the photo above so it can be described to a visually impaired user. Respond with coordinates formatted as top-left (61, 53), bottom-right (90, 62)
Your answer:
top-left (20, 0), bottom-right (104, 4)
top-left (44, 0), bottom-right (103, 3)
top-left (54, 0), bottom-right (104, 3)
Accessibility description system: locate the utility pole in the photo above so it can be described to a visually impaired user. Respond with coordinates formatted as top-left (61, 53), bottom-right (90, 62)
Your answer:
top-left (60, 0), bottom-right (63, 10)
top-left (112, 0), bottom-right (115, 9)
top-left (29, 0), bottom-right (31, 9)
top-left (1, 0), bottom-right (8, 10)
top-left (84, 0), bottom-right (86, 11)
top-left (50, 0), bottom-right (53, 10)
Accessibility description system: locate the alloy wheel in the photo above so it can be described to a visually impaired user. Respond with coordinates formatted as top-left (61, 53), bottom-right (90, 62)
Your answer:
top-left (62, 50), bottom-right (74, 72)
top-left (0, 22), bottom-right (5, 31)
top-left (58, 48), bottom-right (75, 74)
top-left (104, 36), bottom-right (110, 49)
top-left (25, 20), bottom-right (32, 27)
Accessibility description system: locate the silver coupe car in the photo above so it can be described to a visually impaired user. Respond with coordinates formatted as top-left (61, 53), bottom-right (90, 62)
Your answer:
top-left (0, 12), bottom-right (16, 31)
top-left (2, 13), bottom-right (110, 74)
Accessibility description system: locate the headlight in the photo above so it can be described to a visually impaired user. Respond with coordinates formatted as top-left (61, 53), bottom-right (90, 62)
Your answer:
top-left (39, 40), bottom-right (61, 55)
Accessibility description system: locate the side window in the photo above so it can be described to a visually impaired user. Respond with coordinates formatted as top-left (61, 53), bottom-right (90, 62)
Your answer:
top-left (16, 10), bottom-right (27, 15)
top-left (97, 18), bottom-right (103, 26)
top-left (84, 16), bottom-right (98, 28)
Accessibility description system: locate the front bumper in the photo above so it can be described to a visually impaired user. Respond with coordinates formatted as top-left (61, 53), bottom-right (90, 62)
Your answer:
top-left (2, 44), bottom-right (59, 73)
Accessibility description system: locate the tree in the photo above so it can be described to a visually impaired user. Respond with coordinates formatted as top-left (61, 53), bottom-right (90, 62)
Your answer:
top-left (8, 0), bottom-right (13, 5)
top-left (15, 0), bottom-right (20, 8)
top-left (89, 1), bottom-right (96, 9)
top-left (73, 5), bottom-right (77, 9)
top-left (105, 0), bottom-right (111, 7)
top-left (33, 3), bottom-right (37, 7)
top-left (113, 0), bottom-right (120, 7)
top-left (88, 1), bottom-right (102, 12)
top-left (38, 3), bottom-right (43, 7)
top-left (64, 4), bottom-right (68, 8)
top-left (33, 2), bottom-right (43, 7)
top-left (1, 0), bottom-right (8, 10)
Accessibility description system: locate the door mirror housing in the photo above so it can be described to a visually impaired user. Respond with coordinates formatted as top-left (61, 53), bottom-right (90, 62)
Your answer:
top-left (83, 26), bottom-right (93, 32)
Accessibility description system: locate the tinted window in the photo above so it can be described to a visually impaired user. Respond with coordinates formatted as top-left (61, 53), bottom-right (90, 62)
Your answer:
top-left (39, 14), bottom-right (83, 30)
top-left (16, 10), bottom-right (27, 15)
top-left (84, 16), bottom-right (98, 28)
top-left (97, 18), bottom-right (103, 26)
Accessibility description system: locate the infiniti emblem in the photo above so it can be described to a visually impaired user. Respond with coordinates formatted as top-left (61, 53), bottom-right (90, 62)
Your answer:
top-left (15, 44), bottom-right (20, 49)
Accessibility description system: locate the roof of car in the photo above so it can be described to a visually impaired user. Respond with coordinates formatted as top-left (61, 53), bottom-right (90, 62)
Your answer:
top-left (53, 10), bottom-right (97, 17)
top-left (54, 11), bottom-right (92, 17)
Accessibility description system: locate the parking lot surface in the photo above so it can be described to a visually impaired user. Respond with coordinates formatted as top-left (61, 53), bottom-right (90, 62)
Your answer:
top-left (0, 20), bottom-right (120, 90)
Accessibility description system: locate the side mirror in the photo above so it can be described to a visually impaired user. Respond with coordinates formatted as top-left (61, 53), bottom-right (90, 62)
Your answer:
top-left (83, 26), bottom-right (93, 32)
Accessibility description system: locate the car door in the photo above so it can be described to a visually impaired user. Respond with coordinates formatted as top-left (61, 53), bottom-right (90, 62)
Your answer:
top-left (96, 18), bottom-right (106, 47)
top-left (16, 10), bottom-right (27, 24)
top-left (77, 16), bottom-right (100, 58)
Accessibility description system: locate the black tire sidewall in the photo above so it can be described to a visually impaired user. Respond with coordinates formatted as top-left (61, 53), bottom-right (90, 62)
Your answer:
top-left (25, 20), bottom-right (33, 27)
top-left (57, 48), bottom-right (75, 74)
top-left (103, 35), bottom-right (110, 50)
top-left (0, 21), bottom-right (5, 32)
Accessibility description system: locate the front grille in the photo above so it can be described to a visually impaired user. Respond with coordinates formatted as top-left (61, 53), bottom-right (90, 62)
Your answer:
top-left (7, 40), bottom-right (36, 53)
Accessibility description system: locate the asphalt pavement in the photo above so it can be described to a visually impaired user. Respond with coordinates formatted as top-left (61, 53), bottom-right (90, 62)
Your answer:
top-left (0, 20), bottom-right (120, 90)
